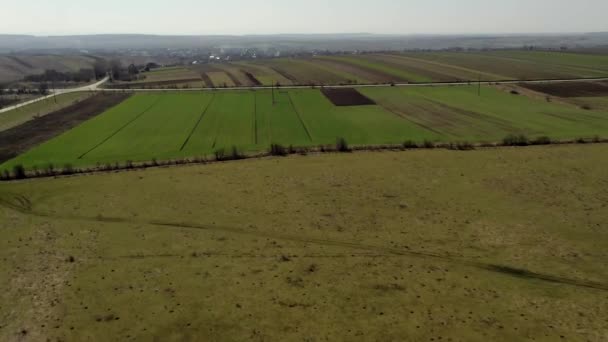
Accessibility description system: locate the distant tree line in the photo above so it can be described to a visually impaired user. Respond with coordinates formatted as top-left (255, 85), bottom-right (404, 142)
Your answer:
top-left (24, 68), bottom-right (96, 83)
top-left (21, 59), bottom-right (151, 84)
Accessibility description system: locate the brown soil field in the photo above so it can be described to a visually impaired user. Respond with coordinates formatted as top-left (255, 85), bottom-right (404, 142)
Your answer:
top-left (0, 93), bottom-right (130, 163)
top-left (269, 66), bottom-right (298, 83)
top-left (243, 71), bottom-right (262, 86)
top-left (521, 81), bottom-right (608, 97)
top-left (321, 88), bottom-right (376, 106)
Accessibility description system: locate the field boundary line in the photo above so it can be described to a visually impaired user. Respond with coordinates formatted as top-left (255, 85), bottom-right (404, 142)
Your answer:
top-left (78, 96), bottom-right (161, 159)
top-left (180, 94), bottom-right (216, 151)
top-left (286, 92), bottom-right (313, 142)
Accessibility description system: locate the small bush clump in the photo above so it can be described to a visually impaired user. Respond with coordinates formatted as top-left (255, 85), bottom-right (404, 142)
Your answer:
top-left (531, 136), bottom-right (552, 145)
top-left (62, 164), bottom-right (75, 175)
top-left (12, 165), bottom-right (26, 179)
top-left (422, 140), bottom-right (436, 149)
top-left (0, 170), bottom-right (10, 180)
top-left (403, 140), bottom-right (418, 149)
top-left (214, 148), bottom-right (225, 161)
top-left (230, 146), bottom-right (243, 160)
top-left (448, 142), bottom-right (475, 151)
top-left (336, 138), bottom-right (351, 152)
top-left (503, 134), bottom-right (530, 146)
top-left (270, 144), bottom-right (288, 156)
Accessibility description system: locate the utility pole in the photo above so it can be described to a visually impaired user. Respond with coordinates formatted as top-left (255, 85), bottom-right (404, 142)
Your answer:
top-left (52, 81), bottom-right (57, 103)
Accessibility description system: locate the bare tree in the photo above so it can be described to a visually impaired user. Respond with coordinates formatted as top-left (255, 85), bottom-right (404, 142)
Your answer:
top-left (38, 83), bottom-right (49, 95)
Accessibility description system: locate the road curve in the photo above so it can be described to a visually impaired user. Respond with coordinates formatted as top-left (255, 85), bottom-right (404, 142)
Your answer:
top-left (0, 77), bottom-right (109, 115)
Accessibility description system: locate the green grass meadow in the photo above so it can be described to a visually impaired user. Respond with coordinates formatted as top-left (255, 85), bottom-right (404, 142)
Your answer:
top-left (2, 85), bottom-right (608, 171)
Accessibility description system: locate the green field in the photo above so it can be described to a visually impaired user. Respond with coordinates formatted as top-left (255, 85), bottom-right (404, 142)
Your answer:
top-left (361, 86), bottom-right (608, 141)
top-left (1, 145), bottom-right (607, 341)
top-left (0, 92), bottom-right (94, 132)
top-left (2, 85), bottom-right (608, 171)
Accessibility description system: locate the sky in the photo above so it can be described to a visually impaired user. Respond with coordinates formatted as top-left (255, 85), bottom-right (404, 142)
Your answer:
top-left (1, 0), bottom-right (607, 36)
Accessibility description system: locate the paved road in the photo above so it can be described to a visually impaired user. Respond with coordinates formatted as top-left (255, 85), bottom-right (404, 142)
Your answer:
top-left (0, 77), bottom-right (109, 114)
top-left (1, 76), bottom-right (607, 113)
top-left (94, 77), bottom-right (608, 92)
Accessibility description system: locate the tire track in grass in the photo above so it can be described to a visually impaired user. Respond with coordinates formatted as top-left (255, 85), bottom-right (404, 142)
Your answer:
top-left (2, 195), bottom-right (606, 292)
top-left (78, 96), bottom-right (161, 159)
top-left (211, 95), bottom-right (223, 149)
top-left (287, 92), bottom-right (313, 142)
top-left (180, 93), bottom-right (216, 151)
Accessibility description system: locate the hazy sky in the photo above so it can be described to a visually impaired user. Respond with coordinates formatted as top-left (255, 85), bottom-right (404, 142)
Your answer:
top-left (1, 0), bottom-right (607, 36)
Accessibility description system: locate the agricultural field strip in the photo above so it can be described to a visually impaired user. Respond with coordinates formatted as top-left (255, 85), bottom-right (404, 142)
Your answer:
top-left (78, 96), bottom-right (162, 159)
top-left (474, 52), bottom-right (608, 75)
top-left (296, 59), bottom-right (368, 83)
top-left (286, 92), bottom-right (313, 141)
top-left (321, 56), bottom-right (432, 82)
top-left (384, 54), bottom-right (507, 80)
top-left (180, 94), bottom-right (216, 151)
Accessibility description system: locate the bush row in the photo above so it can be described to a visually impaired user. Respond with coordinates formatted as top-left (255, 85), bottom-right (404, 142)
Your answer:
top-left (1, 135), bottom-right (606, 181)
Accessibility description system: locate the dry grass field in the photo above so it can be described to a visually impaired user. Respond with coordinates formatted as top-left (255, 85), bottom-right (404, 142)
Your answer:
top-left (1, 144), bottom-right (607, 341)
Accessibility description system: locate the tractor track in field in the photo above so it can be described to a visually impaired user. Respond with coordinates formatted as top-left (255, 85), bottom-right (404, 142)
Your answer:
top-left (77, 96), bottom-right (162, 159)
top-left (253, 92), bottom-right (258, 145)
top-left (180, 94), bottom-right (216, 151)
top-left (286, 92), bottom-right (313, 142)
top-left (1, 194), bottom-right (607, 292)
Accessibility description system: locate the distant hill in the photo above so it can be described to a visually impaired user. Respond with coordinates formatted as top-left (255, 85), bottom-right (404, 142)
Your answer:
top-left (0, 54), bottom-right (99, 83)
top-left (1, 33), bottom-right (608, 53)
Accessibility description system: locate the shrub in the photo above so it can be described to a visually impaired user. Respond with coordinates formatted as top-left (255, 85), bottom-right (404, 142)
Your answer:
top-left (422, 140), bottom-right (436, 149)
top-left (403, 140), bottom-right (418, 149)
top-left (336, 138), bottom-right (351, 152)
top-left (288, 145), bottom-right (296, 154)
top-left (0, 170), bottom-right (10, 180)
top-left (510, 90), bottom-right (520, 95)
top-left (576, 137), bottom-right (588, 144)
top-left (125, 160), bottom-right (134, 169)
top-left (214, 148), bottom-right (225, 161)
top-left (270, 144), bottom-right (287, 156)
top-left (46, 163), bottom-right (55, 176)
top-left (592, 135), bottom-right (601, 143)
top-left (503, 134), bottom-right (530, 146)
top-left (230, 146), bottom-right (243, 160)
top-left (581, 105), bottom-right (592, 110)
top-left (532, 136), bottom-right (552, 145)
top-left (453, 142), bottom-right (475, 151)
top-left (13, 165), bottom-right (26, 179)
top-left (62, 164), bottom-right (75, 175)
